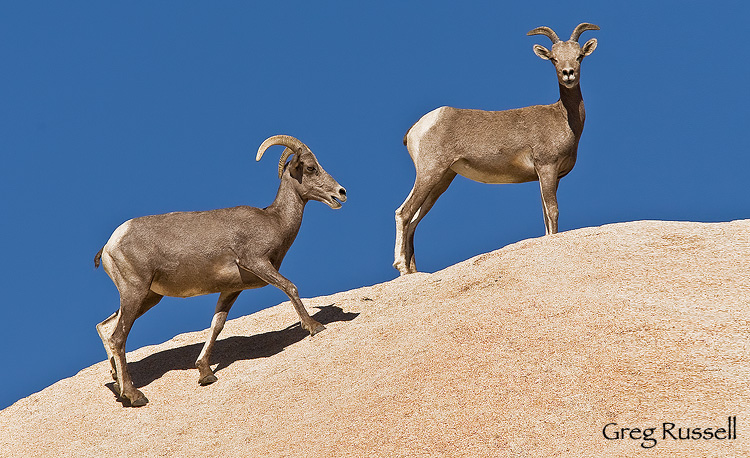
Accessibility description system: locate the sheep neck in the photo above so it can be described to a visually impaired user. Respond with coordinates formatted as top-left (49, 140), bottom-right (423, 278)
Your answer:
top-left (266, 177), bottom-right (306, 235)
top-left (558, 83), bottom-right (585, 138)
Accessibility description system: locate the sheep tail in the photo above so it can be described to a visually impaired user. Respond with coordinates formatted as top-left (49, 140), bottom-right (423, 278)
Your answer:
top-left (403, 123), bottom-right (415, 146)
top-left (94, 247), bottom-right (104, 269)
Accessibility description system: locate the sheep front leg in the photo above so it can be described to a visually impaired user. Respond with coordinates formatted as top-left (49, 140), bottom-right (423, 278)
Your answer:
top-left (536, 165), bottom-right (560, 235)
top-left (195, 291), bottom-right (241, 386)
top-left (238, 260), bottom-right (324, 335)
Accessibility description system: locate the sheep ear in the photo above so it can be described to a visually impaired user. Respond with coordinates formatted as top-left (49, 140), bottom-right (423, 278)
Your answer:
top-left (288, 154), bottom-right (303, 184)
top-left (533, 44), bottom-right (552, 60)
top-left (582, 38), bottom-right (597, 57)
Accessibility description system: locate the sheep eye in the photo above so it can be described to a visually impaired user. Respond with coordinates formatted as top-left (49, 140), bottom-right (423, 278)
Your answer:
top-left (306, 166), bottom-right (316, 172)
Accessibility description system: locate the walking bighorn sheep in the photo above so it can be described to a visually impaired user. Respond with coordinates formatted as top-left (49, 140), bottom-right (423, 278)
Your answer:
top-left (394, 23), bottom-right (599, 275)
top-left (94, 135), bottom-right (347, 407)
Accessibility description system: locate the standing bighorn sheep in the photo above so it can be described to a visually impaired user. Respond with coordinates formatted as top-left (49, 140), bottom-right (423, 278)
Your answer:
top-left (94, 135), bottom-right (347, 406)
top-left (394, 23), bottom-right (599, 275)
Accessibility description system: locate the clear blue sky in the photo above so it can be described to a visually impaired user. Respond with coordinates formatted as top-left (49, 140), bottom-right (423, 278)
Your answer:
top-left (1, 2), bottom-right (748, 409)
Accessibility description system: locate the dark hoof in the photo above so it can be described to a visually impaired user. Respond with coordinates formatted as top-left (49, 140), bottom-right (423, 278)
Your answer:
top-left (129, 394), bottom-right (149, 407)
top-left (309, 323), bottom-right (326, 336)
top-left (112, 381), bottom-right (121, 395)
top-left (199, 374), bottom-right (218, 386)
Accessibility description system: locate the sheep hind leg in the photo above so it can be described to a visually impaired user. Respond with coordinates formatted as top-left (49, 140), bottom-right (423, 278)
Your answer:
top-left (108, 289), bottom-right (162, 407)
top-left (394, 168), bottom-right (452, 275)
top-left (196, 291), bottom-right (241, 386)
top-left (404, 169), bottom-right (457, 272)
top-left (96, 311), bottom-right (119, 382)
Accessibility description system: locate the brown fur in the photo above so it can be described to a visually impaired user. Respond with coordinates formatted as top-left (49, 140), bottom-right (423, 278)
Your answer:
top-left (95, 137), bottom-right (346, 406)
top-left (394, 23), bottom-right (599, 275)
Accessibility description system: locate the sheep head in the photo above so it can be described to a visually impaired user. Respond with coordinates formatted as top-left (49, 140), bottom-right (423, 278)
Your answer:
top-left (528, 23), bottom-right (599, 89)
top-left (256, 135), bottom-right (347, 209)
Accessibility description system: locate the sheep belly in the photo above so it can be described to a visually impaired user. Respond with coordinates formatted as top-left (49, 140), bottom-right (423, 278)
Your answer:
top-left (149, 260), bottom-right (264, 298)
top-left (450, 151), bottom-right (537, 184)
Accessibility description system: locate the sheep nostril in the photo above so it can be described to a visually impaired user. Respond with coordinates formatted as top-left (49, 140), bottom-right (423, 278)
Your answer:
top-left (339, 188), bottom-right (347, 197)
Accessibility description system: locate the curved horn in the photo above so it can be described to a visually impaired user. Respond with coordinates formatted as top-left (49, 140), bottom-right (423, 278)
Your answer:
top-left (256, 135), bottom-right (308, 179)
top-left (570, 23), bottom-right (600, 42)
top-left (527, 26), bottom-right (560, 44)
top-left (277, 148), bottom-right (294, 179)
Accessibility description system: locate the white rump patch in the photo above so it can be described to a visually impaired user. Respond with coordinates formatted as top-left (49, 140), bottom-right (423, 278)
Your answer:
top-left (99, 220), bottom-right (132, 277)
top-left (407, 107), bottom-right (446, 161)
top-left (106, 220), bottom-right (132, 249)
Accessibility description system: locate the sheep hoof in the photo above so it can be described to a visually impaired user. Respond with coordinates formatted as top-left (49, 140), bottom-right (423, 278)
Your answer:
top-left (123, 389), bottom-right (148, 407)
top-left (199, 374), bottom-right (218, 386)
top-left (112, 381), bottom-right (121, 395)
top-left (393, 263), bottom-right (414, 276)
top-left (309, 322), bottom-right (326, 336)
top-left (130, 394), bottom-right (149, 407)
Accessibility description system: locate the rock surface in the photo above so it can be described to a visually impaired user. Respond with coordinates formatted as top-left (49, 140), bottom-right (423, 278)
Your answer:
top-left (2, 220), bottom-right (749, 457)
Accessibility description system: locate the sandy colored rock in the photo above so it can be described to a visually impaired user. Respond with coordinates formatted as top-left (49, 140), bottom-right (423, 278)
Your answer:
top-left (2, 220), bottom-right (749, 457)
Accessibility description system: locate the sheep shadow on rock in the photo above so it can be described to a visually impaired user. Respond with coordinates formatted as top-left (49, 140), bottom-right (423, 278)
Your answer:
top-left (106, 304), bottom-right (358, 400)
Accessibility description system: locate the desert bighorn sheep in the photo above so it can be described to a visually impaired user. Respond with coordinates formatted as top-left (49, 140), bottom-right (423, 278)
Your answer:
top-left (94, 135), bottom-right (347, 406)
top-left (394, 23), bottom-right (599, 275)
